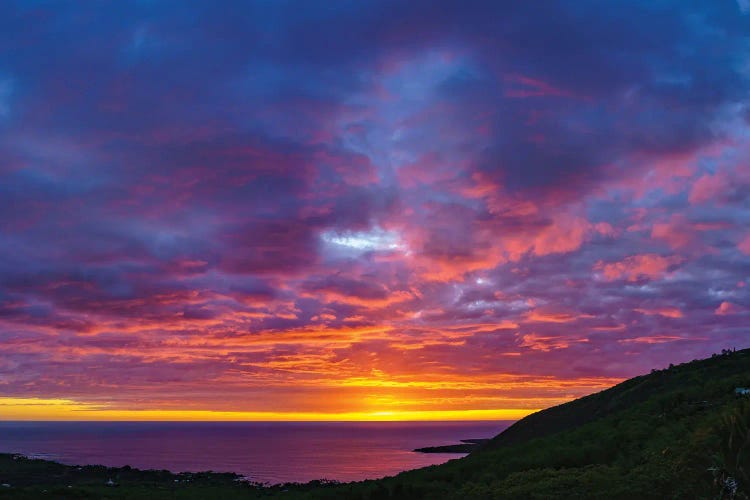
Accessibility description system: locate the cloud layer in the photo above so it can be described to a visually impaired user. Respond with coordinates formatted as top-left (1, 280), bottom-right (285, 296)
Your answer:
top-left (1, 0), bottom-right (749, 419)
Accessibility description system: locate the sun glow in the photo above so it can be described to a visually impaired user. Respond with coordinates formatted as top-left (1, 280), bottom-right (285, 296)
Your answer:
top-left (0, 398), bottom-right (537, 422)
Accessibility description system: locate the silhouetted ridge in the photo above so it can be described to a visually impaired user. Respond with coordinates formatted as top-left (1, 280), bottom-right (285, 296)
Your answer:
top-left (480, 348), bottom-right (750, 452)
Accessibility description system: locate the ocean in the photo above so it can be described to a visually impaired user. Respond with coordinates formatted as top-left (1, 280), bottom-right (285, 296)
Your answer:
top-left (0, 421), bottom-right (511, 484)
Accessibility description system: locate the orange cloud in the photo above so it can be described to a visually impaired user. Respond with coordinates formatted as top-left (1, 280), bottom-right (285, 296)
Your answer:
top-left (519, 333), bottom-right (588, 352)
top-left (524, 309), bottom-right (594, 323)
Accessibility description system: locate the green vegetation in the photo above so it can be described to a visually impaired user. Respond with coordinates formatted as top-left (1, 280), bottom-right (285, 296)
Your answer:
top-left (2, 349), bottom-right (749, 499)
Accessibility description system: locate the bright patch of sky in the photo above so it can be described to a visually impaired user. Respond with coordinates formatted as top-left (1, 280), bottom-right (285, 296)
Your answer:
top-left (321, 227), bottom-right (404, 252)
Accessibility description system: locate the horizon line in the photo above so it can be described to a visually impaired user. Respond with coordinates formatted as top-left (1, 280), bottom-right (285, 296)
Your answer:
top-left (0, 398), bottom-right (537, 422)
top-left (0, 418), bottom-right (518, 423)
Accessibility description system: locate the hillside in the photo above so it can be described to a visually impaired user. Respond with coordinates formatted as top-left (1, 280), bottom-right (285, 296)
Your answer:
top-left (310, 348), bottom-right (750, 499)
top-left (1, 349), bottom-right (749, 499)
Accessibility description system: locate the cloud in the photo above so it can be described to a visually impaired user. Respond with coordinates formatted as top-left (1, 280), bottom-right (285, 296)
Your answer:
top-left (715, 301), bottom-right (744, 315)
top-left (739, 235), bottom-right (750, 255)
top-left (595, 254), bottom-right (684, 282)
top-left (1, 0), bottom-right (749, 417)
top-left (634, 308), bottom-right (684, 319)
top-left (519, 333), bottom-right (588, 352)
top-left (689, 172), bottom-right (730, 205)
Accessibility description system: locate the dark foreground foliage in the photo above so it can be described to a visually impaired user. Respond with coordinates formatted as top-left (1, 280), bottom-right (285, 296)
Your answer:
top-left (1, 349), bottom-right (749, 499)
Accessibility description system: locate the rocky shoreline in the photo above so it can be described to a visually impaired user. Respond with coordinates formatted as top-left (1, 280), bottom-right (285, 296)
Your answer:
top-left (413, 438), bottom-right (489, 453)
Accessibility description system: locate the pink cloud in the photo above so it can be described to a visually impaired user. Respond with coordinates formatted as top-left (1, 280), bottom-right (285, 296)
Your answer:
top-left (532, 215), bottom-right (592, 256)
top-left (689, 172), bottom-right (729, 205)
top-left (634, 307), bottom-right (684, 319)
top-left (739, 234), bottom-right (750, 255)
top-left (595, 254), bottom-right (683, 282)
top-left (651, 215), bottom-right (694, 250)
top-left (715, 302), bottom-right (744, 315)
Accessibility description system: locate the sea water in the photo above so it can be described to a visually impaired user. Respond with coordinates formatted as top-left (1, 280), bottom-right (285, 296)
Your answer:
top-left (0, 420), bottom-right (511, 484)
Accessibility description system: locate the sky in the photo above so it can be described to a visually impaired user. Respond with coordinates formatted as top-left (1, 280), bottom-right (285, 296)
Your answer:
top-left (1, 0), bottom-right (749, 421)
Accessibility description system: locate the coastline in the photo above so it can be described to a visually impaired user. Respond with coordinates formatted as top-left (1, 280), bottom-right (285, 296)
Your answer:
top-left (413, 438), bottom-right (490, 453)
top-left (0, 420), bottom-right (506, 485)
top-left (0, 453), bottom-right (333, 496)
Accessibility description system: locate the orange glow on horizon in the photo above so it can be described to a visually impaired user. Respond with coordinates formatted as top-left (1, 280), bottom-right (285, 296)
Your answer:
top-left (0, 398), bottom-right (538, 422)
